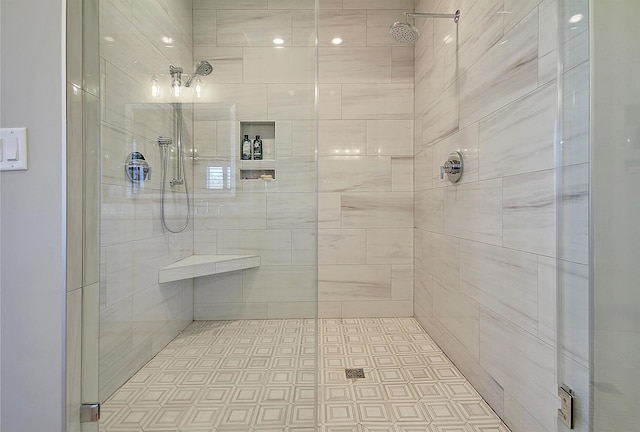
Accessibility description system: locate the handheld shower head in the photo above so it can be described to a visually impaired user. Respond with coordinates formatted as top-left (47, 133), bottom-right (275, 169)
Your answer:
top-left (389, 21), bottom-right (420, 44)
top-left (185, 61), bottom-right (213, 87)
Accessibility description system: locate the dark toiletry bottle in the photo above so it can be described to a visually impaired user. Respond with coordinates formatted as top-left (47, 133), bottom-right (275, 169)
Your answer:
top-left (253, 135), bottom-right (263, 160)
top-left (241, 135), bottom-right (252, 160)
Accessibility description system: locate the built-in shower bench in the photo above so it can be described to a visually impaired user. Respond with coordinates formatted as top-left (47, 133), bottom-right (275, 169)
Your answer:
top-left (158, 254), bottom-right (260, 283)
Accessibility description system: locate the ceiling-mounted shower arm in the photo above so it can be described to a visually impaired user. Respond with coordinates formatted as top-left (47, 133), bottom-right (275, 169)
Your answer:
top-left (406, 9), bottom-right (460, 24)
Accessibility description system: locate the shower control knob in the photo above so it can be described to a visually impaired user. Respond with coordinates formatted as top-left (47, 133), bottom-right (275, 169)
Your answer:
top-left (440, 151), bottom-right (463, 183)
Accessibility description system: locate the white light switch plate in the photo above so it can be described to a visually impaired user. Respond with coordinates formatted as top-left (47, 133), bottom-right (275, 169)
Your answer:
top-left (0, 128), bottom-right (28, 171)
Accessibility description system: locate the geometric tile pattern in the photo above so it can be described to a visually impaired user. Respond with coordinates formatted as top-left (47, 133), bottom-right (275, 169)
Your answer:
top-left (99, 318), bottom-right (510, 432)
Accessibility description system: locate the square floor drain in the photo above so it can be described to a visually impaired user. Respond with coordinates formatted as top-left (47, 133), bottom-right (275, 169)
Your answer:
top-left (345, 368), bottom-right (365, 379)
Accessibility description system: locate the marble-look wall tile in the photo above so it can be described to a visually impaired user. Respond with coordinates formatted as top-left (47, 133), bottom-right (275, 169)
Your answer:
top-left (195, 84), bottom-right (269, 121)
top-left (343, 0), bottom-right (414, 9)
top-left (418, 231), bottom-right (459, 290)
top-left (319, 193), bottom-right (342, 228)
top-left (503, 169), bottom-right (556, 257)
top-left (292, 10), bottom-right (316, 46)
top-left (479, 309), bottom-right (558, 432)
top-left (562, 61), bottom-right (590, 166)
top-left (366, 120), bottom-right (413, 156)
top-left (503, 392), bottom-right (549, 432)
top-left (341, 300), bottom-right (412, 317)
top-left (195, 302), bottom-right (268, 320)
top-left (217, 230), bottom-right (292, 265)
top-left (459, 240), bottom-right (539, 335)
top-left (194, 9), bottom-right (216, 46)
top-left (319, 84), bottom-right (342, 120)
top-left (434, 281), bottom-right (480, 359)
top-left (392, 265), bottom-right (414, 301)
top-left (392, 47), bottom-right (415, 83)
top-left (539, 0), bottom-right (558, 57)
top-left (365, 228), bottom-right (413, 265)
top-left (319, 265), bottom-right (392, 301)
top-left (444, 178), bottom-right (503, 246)
top-left (318, 229), bottom-right (366, 265)
top-left (194, 0), bottom-right (267, 9)
top-left (268, 0), bottom-right (315, 9)
top-left (420, 82), bottom-right (458, 146)
top-left (342, 84), bottom-right (414, 120)
top-left (194, 271), bottom-right (244, 304)
top-left (192, 47), bottom-right (243, 83)
top-left (267, 301), bottom-right (317, 319)
top-left (320, 47), bottom-right (392, 83)
top-left (392, 157), bottom-right (414, 192)
top-left (560, 163), bottom-right (589, 265)
top-left (415, 188), bottom-right (444, 233)
top-left (319, 156), bottom-right (392, 192)
top-left (341, 192), bottom-right (413, 228)
top-left (538, 256), bottom-right (557, 346)
top-left (266, 192), bottom-right (316, 229)
top-left (457, 0), bottom-right (504, 74)
top-left (479, 82), bottom-right (556, 180)
top-left (558, 260), bottom-right (589, 367)
top-left (318, 10), bottom-right (367, 46)
top-left (268, 84), bottom-right (316, 120)
top-left (292, 230), bottom-right (317, 265)
top-left (198, 193), bottom-right (267, 230)
top-left (245, 47), bottom-right (316, 84)
top-left (244, 266), bottom-right (317, 302)
top-left (504, 0), bottom-right (542, 34)
top-left (459, 9), bottom-right (539, 128)
top-left (319, 120), bottom-right (367, 156)
top-left (414, 147), bottom-right (433, 191)
top-left (217, 10), bottom-right (291, 46)
top-left (67, 85), bottom-right (84, 292)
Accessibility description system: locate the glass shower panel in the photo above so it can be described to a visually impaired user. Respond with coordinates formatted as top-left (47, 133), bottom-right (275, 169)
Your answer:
top-left (591, 1), bottom-right (640, 430)
top-left (558, 0), bottom-right (590, 430)
top-left (89, 0), bottom-right (318, 430)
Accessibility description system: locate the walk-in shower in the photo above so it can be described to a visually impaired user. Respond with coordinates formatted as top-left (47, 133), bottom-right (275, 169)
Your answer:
top-left (389, 9), bottom-right (460, 43)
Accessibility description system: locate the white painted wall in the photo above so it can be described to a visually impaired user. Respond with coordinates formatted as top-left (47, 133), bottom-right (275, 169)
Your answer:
top-left (0, 0), bottom-right (66, 431)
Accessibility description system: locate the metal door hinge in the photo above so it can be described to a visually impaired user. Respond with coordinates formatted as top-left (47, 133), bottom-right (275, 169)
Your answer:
top-left (80, 403), bottom-right (100, 423)
top-left (558, 385), bottom-right (574, 429)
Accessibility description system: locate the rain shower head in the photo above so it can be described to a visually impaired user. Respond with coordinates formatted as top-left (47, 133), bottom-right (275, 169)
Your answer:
top-left (185, 61), bottom-right (213, 87)
top-left (389, 10), bottom-right (461, 44)
top-left (389, 21), bottom-right (420, 44)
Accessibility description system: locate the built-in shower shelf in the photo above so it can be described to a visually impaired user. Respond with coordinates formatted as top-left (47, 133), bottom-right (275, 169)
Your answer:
top-left (159, 254), bottom-right (260, 283)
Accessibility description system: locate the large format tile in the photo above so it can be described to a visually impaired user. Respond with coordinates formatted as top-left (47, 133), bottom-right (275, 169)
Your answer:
top-left (217, 10), bottom-right (292, 46)
top-left (433, 281), bottom-right (480, 359)
top-left (245, 47), bottom-right (316, 83)
top-left (459, 9), bottom-right (539, 128)
top-left (365, 228), bottom-right (413, 265)
top-left (320, 47), bottom-right (392, 83)
top-left (319, 265), bottom-right (392, 301)
top-left (341, 192), bottom-right (413, 228)
top-left (503, 169), bottom-right (556, 257)
top-left (319, 120), bottom-right (367, 156)
top-left (459, 240), bottom-right (539, 335)
top-left (318, 229), bottom-right (366, 265)
top-left (478, 82), bottom-right (556, 180)
top-left (444, 178), bottom-right (503, 246)
top-left (480, 309), bottom-right (557, 432)
top-left (319, 156), bottom-right (392, 192)
top-left (342, 84), bottom-right (414, 120)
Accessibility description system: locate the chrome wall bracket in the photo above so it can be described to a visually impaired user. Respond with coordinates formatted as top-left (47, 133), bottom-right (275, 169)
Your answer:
top-left (558, 385), bottom-right (574, 429)
top-left (440, 151), bottom-right (463, 183)
top-left (80, 403), bottom-right (100, 423)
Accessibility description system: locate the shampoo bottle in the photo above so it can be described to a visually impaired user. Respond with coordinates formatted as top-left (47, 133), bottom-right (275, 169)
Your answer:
top-left (253, 135), bottom-right (263, 160)
top-left (241, 135), bottom-right (252, 160)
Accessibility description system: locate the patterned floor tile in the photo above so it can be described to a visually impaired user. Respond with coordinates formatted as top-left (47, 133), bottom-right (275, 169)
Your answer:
top-left (99, 318), bottom-right (510, 432)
